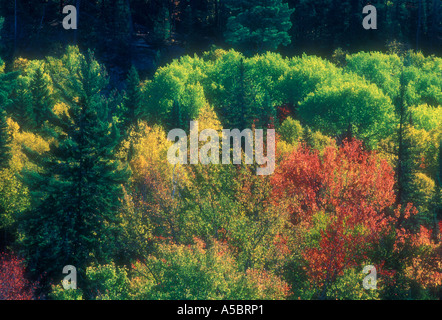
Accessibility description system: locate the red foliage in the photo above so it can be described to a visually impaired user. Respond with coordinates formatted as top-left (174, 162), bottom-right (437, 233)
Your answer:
top-left (277, 104), bottom-right (293, 123)
top-left (0, 253), bottom-right (36, 300)
top-left (272, 139), bottom-right (400, 287)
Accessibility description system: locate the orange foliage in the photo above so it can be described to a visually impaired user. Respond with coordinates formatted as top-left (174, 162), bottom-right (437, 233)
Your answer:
top-left (272, 139), bottom-right (408, 287)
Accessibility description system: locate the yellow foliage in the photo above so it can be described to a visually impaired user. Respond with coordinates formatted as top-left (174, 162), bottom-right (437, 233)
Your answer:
top-left (52, 102), bottom-right (70, 117)
top-left (12, 57), bottom-right (30, 72)
top-left (7, 118), bottom-right (50, 172)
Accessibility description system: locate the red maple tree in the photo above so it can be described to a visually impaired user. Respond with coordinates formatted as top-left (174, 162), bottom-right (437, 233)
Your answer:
top-left (0, 253), bottom-right (36, 300)
top-left (272, 139), bottom-right (410, 293)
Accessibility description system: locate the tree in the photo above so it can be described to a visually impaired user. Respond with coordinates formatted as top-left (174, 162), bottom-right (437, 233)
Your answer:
top-left (224, 0), bottom-right (294, 54)
top-left (271, 139), bottom-right (410, 298)
top-left (130, 238), bottom-right (291, 300)
top-left (120, 65), bottom-right (143, 129)
top-left (19, 48), bottom-right (130, 291)
top-left (29, 64), bottom-right (53, 130)
top-left (298, 73), bottom-right (396, 148)
top-left (0, 60), bottom-right (15, 169)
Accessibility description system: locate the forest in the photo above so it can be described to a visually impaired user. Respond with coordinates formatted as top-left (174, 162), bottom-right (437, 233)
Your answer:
top-left (0, 0), bottom-right (441, 300)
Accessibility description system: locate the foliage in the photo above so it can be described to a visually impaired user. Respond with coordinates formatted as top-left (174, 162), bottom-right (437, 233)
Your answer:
top-left (130, 239), bottom-right (290, 300)
top-left (0, 252), bottom-right (37, 300)
top-left (224, 0), bottom-right (295, 53)
top-left (0, 43), bottom-right (440, 300)
top-left (18, 48), bottom-right (131, 289)
top-left (272, 139), bottom-right (411, 298)
top-left (299, 74), bottom-right (396, 147)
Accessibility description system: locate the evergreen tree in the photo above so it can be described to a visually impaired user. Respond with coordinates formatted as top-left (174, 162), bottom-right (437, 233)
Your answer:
top-left (29, 65), bottom-right (53, 130)
top-left (224, 0), bottom-right (294, 53)
top-left (19, 50), bottom-right (130, 291)
top-left (122, 65), bottom-right (142, 128)
top-left (224, 58), bottom-right (254, 130)
top-left (10, 77), bottom-right (33, 131)
top-left (0, 63), bottom-right (15, 169)
top-left (168, 99), bottom-right (184, 129)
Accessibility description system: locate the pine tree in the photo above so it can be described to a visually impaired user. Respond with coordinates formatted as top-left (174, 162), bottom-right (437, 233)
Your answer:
top-left (29, 65), bottom-right (53, 130)
top-left (224, 0), bottom-right (294, 54)
top-left (20, 50), bottom-right (130, 291)
top-left (10, 78), bottom-right (33, 131)
top-left (122, 65), bottom-right (142, 128)
top-left (224, 58), bottom-right (253, 130)
top-left (0, 64), bottom-right (15, 169)
top-left (168, 99), bottom-right (183, 129)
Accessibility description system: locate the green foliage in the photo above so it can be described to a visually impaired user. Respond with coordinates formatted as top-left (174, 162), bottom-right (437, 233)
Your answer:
top-left (29, 63), bottom-right (53, 130)
top-left (49, 285), bottom-right (84, 300)
top-left (131, 239), bottom-right (290, 300)
top-left (299, 74), bottom-right (396, 147)
top-left (50, 262), bottom-right (130, 300)
top-left (411, 104), bottom-right (442, 132)
top-left (144, 56), bottom-right (207, 130)
top-left (345, 52), bottom-right (402, 100)
top-left (0, 107), bottom-right (10, 168)
top-left (18, 48), bottom-right (131, 288)
top-left (325, 268), bottom-right (380, 300)
top-left (410, 172), bottom-right (436, 226)
top-left (119, 65), bottom-right (143, 129)
top-left (84, 263), bottom-right (131, 300)
top-left (224, 0), bottom-right (294, 54)
top-left (0, 43), bottom-right (440, 300)
top-left (0, 168), bottom-right (30, 230)
top-left (346, 51), bottom-right (442, 108)
top-left (279, 116), bottom-right (303, 145)
top-left (276, 54), bottom-right (342, 106)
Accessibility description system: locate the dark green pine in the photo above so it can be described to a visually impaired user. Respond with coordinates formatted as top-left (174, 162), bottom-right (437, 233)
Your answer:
top-left (0, 69), bottom-right (16, 169)
top-left (20, 51), bottom-right (131, 291)
top-left (30, 66), bottom-right (54, 129)
top-left (123, 65), bottom-right (143, 128)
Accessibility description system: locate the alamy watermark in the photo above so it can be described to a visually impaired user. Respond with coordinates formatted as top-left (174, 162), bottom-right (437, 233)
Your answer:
top-left (362, 265), bottom-right (377, 290)
top-left (62, 265), bottom-right (77, 290)
top-left (167, 121), bottom-right (275, 176)
top-left (62, 5), bottom-right (77, 30)
top-left (362, 5), bottom-right (377, 30)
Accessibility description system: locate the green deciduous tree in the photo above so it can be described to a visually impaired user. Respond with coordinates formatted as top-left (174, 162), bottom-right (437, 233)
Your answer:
top-left (298, 73), bottom-right (396, 147)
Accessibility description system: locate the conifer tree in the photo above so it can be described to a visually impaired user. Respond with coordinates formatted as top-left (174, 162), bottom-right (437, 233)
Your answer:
top-left (29, 65), bottom-right (53, 130)
top-left (19, 50), bottom-right (130, 290)
top-left (10, 78), bottom-right (33, 131)
top-left (168, 99), bottom-right (183, 129)
top-left (0, 63), bottom-right (15, 169)
top-left (122, 65), bottom-right (142, 128)
top-left (224, 58), bottom-right (253, 130)
top-left (224, 0), bottom-right (294, 53)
